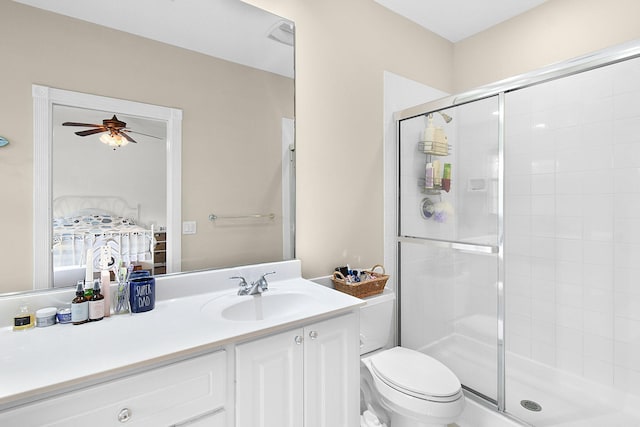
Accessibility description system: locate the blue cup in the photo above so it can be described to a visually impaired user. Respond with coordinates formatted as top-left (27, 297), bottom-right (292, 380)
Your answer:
top-left (129, 276), bottom-right (155, 313)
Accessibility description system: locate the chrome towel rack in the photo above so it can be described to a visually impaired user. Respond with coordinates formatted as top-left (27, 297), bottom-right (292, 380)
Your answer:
top-left (208, 213), bottom-right (275, 221)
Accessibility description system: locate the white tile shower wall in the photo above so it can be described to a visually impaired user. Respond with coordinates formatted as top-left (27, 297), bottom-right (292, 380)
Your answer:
top-left (455, 97), bottom-right (501, 243)
top-left (504, 55), bottom-right (640, 395)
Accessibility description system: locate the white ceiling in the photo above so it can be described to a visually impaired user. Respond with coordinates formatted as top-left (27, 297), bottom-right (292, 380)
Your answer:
top-left (374, 0), bottom-right (548, 42)
top-left (13, 0), bottom-right (294, 78)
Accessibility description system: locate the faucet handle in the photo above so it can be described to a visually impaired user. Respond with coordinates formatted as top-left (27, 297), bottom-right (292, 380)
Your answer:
top-left (230, 276), bottom-right (250, 294)
top-left (231, 276), bottom-right (253, 295)
top-left (256, 271), bottom-right (276, 291)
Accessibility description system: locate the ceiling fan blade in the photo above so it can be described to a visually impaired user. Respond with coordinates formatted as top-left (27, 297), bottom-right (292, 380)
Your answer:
top-left (122, 129), bottom-right (163, 139)
top-left (62, 122), bottom-right (103, 127)
top-left (75, 128), bottom-right (107, 137)
top-left (119, 131), bottom-right (137, 143)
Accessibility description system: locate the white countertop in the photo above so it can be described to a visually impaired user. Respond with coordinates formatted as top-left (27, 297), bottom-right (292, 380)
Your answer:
top-left (0, 264), bottom-right (364, 411)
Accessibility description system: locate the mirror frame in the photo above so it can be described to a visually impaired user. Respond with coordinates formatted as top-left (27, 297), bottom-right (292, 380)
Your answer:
top-left (32, 85), bottom-right (183, 290)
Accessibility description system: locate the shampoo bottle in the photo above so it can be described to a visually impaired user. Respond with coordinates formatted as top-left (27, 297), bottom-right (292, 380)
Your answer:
top-left (442, 163), bottom-right (452, 193)
top-left (433, 160), bottom-right (441, 187)
top-left (425, 162), bottom-right (434, 189)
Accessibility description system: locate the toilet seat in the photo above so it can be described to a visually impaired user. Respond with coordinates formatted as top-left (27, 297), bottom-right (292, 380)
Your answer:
top-left (369, 347), bottom-right (462, 403)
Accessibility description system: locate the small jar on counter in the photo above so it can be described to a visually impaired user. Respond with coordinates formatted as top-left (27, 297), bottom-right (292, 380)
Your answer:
top-left (35, 307), bottom-right (58, 327)
top-left (56, 306), bottom-right (72, 324)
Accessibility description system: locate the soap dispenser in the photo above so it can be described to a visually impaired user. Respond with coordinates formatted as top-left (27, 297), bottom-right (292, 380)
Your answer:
top-left (71, 281), bottom-right (89, 325)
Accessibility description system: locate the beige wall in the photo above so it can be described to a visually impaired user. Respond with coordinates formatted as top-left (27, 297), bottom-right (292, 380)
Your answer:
top-left (245, 0), bottom-right (454, 278)
top-left (453, 0), bottom-right (640, 91)
top-left (0, 1), bottom-right (293, 293)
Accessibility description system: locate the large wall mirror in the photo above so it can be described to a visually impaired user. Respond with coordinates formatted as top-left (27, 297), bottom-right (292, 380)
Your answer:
top-left (0, 0), bottom-right (295, 295)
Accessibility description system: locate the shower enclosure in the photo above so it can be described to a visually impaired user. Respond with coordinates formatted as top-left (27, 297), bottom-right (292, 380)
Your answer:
top-left (395, 41), bottom-right (640, 426)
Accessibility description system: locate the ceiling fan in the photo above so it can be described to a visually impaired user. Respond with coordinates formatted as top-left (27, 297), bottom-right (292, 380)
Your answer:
top-left (62, 114), bottom-right (161, 148)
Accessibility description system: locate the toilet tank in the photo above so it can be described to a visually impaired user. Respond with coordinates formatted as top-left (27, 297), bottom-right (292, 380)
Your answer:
top-left (359, 289), bottom-right (395, 355)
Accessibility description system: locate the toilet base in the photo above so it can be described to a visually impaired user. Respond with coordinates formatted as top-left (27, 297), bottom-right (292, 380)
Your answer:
top-left (391, 412), bottom-right (448, 427)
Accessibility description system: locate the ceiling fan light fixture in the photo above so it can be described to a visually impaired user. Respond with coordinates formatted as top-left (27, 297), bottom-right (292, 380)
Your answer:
top-left (100, 132), bottom-right (129, 148)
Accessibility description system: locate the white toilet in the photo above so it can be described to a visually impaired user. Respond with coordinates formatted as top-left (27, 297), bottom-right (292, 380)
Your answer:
top-left (359, 290), bottom-right (465, 427)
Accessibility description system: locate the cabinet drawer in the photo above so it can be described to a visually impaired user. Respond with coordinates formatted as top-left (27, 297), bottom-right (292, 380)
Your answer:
top-left (171, 407), bottom-right (226, 426)
top-left (154, 251), bottom-right (167, 263)
top-left (0, 351), bottom-right (226, 427)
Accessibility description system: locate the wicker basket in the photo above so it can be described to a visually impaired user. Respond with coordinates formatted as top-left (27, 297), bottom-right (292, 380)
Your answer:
top-left (332, 264), bottom-right (389, 298)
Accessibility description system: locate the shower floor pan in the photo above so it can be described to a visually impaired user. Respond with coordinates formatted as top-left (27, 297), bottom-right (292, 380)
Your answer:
top-left (423, 334), bottom-right (640, 426)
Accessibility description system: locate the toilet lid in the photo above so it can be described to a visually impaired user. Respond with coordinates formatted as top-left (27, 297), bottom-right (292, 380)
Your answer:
top-left (370, 347), bottom-right (461, 399)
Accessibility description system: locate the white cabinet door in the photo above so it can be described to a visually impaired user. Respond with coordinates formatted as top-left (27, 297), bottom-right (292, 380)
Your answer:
top-left (235, 312), bottom-right (359, 427)
top-left (0, 351), bottom-right (227, 427)
top-left (304, 312), bottom-right (360, 427)
top-left (235, 328), bottom-right (304, 427)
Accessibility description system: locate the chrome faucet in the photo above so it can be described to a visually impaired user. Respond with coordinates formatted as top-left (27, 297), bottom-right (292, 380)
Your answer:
top-left (231, 272), bottom-right (276, 296)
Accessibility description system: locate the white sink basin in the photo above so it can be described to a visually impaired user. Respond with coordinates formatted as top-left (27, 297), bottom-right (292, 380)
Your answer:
top-left (201, 290), bottom-right (317, 322)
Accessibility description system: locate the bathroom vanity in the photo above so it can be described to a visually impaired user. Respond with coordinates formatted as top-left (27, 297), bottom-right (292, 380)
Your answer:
top-left (0, 261), bottom-right (363, 426)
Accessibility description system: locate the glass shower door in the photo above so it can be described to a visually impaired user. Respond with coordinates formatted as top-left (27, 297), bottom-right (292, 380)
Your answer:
top-left (398, 95), bottom-right (502, 403)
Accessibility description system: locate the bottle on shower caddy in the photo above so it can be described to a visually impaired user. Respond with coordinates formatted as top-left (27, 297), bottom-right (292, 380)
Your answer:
top-left (425, 162), bottom-right (434, 189)
top-left (442, 163), bottom-right (452, 192)
top-left (433, 159), bottom-right (441, 187)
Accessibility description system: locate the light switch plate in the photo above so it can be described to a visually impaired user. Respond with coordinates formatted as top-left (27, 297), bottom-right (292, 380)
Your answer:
top-left (182, 221), bottom-right (197, 235)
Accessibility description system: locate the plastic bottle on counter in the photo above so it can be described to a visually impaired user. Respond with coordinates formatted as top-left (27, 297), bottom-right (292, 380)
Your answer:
top-left (89, 280), bottom-right (105, 322)
top-left (99, 246), bottom-right (111, 317)
top-left (71, 281), bottom-right (89, 325)
top-left (13, 301), bottom-right (35, 331)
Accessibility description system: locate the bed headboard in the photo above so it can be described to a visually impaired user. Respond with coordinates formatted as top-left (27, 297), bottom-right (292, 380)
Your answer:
top-left (53, 196), bottom-right (140, 223)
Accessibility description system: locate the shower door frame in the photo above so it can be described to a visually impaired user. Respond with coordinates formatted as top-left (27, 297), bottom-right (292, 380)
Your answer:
top-left (394, 38), bottom-right (640, 417)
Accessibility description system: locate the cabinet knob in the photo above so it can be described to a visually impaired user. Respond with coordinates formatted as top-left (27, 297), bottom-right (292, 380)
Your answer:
top-left (118, 408), bottom-right (132, 423)
top-left (309, 330), bottom-right (318, 340)
top-left (294, 335), bottom-right (303, 345)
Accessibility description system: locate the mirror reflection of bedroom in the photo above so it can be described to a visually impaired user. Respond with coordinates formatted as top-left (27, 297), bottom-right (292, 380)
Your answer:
top-left (51, 105), bottom-right (167, 288)
top-left (1, 0), bottom-right (294, 295)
